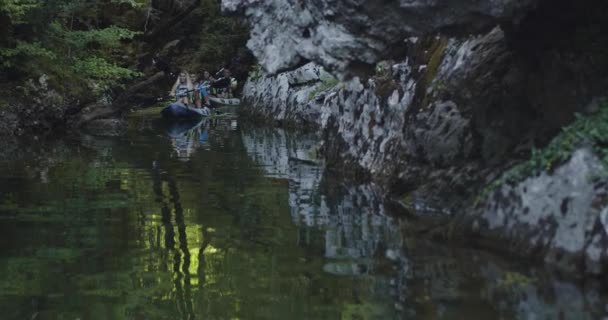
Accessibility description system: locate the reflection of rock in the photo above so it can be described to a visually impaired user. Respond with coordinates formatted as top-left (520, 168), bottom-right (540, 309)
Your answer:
top-left (243, 125), bottom-right (399, 259)
top-left (241, 126), bottom-right (319, 178)
top-left (239, 126), bottom-right (606, 318)
top-left (392, 243), bottom-right (608, 319)
top-left (322, 261), bottom-right (369, 276)
top-left (321, 184), bottom-right (400, 258)
top-left (242, 126), bottom-right (402, 273)
top-left (242, 126), bottom-right (324, 228)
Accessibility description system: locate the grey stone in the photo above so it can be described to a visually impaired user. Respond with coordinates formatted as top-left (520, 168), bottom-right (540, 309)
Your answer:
top-left (238, 0), bottom-right (608, 276)
top-left (222, 0), bottom-right (538, 74)
top-left (473, 148), bottom-right (608, 275)
top-left (242, 62), bottom-right (332, 127)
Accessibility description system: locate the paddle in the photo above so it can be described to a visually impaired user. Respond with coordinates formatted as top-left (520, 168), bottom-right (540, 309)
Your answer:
top-left (155, 88), bottom-right (201, 102)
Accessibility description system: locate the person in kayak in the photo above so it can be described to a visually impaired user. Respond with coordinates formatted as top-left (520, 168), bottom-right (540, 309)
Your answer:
top-left (201, 70), bottom-right (216, 86)
top-left (199, 70), bottom-right (216, 97)
top-left (191, 73), bottom-right (203, 107)
top-left (169, 71), bottom-right (194, 105)
top-left (212, 68), bottom-right (238, 98)
top-left (193, 71), bottom-right (213, 114)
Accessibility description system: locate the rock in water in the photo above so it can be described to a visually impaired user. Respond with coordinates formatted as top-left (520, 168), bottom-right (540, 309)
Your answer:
top-left (472, 148), bottom-right (608, 275)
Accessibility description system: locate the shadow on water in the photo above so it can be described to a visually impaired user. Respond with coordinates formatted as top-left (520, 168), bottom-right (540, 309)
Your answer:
top-left (0, 113), bottom-right (605, 319)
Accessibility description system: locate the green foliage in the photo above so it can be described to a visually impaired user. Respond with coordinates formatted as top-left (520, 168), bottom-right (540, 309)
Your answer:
top-left (497, 271), bottom-right (535, 290)
top-left (194, 0), bottom-right (251, 74)
top-left (0, 0), bottom-right (146, 101)
top-left (56, 23), bottom-right (141, 50)
top-left (0, 0), bottom-right (253, 116)
top-left (249, 64), bottom-right (263, 81)
top-left (73, 57), bottom-right (141, 89)
top-left (0, 0), bottom-right (39, 23)
top-left (0, 41), bottom-right (56, 67)
top-left (109, 0), bottom-right (146, 7)
top-left (485, 99), bottom-right (608, 194)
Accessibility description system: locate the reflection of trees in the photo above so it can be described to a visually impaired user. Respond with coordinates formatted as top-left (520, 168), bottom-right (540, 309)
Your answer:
top-left (152, 165), bottom-right (196, 319)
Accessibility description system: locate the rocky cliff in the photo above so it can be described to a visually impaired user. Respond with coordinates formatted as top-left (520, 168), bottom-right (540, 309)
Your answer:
top-left (223, 0), bottom-right (539, 75)
top-left (234, 0), bottom-right (608, 275)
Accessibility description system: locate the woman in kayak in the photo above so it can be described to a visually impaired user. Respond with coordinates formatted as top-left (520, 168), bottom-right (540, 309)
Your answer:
top-left (201, 70), bottom-right (216, 85)
top-left (169, 71), bottom-right (194, 105)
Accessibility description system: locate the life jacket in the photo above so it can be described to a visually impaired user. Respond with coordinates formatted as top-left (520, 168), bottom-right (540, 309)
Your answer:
top-left (176, 83), bottom-right (189, 98)
top-left (200, 80), bottom-right (216, 95)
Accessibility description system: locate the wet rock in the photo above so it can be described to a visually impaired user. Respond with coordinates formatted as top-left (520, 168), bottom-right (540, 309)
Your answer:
top-left (242, 63), bottom-right (332, 127)
top-left (471, 148), bottom-right (608, 275)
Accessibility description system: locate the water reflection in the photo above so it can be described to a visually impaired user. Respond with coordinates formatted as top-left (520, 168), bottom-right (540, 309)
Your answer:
top-left (0, 119), bottom-right (605, 319)
top-left (241, 127), bottom-right (323, 225)
top-left (166, 118), bottom-right (238, 160)
top-left (242, 126), bottom-right (608, 319)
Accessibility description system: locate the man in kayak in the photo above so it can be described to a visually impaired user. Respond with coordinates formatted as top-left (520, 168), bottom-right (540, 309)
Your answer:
top-left (212, 68), bottom-right (238, 98)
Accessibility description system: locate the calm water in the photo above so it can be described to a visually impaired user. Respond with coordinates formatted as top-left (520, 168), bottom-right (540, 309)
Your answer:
top-left (0, 112), bottom-right (606, 319)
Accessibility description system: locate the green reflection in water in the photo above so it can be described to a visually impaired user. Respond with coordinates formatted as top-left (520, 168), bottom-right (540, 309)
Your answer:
top-left (0, 113), bottom-right (606, 320)
top-left (0, 117), bottom-right (396, 320)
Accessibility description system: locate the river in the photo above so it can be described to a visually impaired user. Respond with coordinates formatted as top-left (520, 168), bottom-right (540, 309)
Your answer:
top-left (0, 110), bottom-right (605, 319)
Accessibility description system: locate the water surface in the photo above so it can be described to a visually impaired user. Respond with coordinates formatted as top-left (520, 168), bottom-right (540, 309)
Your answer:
top-left (0, 113), bottom-right (605, 319)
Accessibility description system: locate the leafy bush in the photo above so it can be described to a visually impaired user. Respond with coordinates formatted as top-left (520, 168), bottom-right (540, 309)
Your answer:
top-left (485, 99), bottom-right (608, 193)
top-left (0, 0), bottom-right (39, 23)
top-left (56, 24), bottom-right (141, 50)
top-left (73, 57), bottom-right (141, 91)
top-left (0, 41), bottom-right (56, 67)
top-left (0, 0), bottom-right (143, 97)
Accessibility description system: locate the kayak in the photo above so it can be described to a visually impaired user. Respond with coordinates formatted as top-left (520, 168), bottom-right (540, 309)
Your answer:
top-left (161, 102), bottom-right (210, 119)
top-left (209, 96), bottom-right (240, 108)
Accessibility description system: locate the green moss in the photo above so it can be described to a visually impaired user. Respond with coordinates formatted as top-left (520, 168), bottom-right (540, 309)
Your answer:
top-left (307, 72), bottom-right (339, 101)
top-left (399, 193), bottom-right (413, 206)
top-left (0, 99), bottom-right (9, 109)
top-left (482, 99), bottom-right (608, 197)
top-left (497, 271), bottom-right (535, 289)
top-left (249, 64), bottom-right (264, 81)
top-left (424, 38), bottom-right (449, 88)
top-left (419, 37), bottom-right (448, 108)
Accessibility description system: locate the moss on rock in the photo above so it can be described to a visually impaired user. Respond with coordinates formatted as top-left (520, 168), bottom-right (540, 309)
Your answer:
top-left (485, 98), bottom-right (608, 194)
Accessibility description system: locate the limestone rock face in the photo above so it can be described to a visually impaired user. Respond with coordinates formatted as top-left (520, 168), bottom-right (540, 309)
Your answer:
top-left (222, 0), bottom-right (538, 74)
top-left (238, 0), bottom-right (608, 275)
top-left (242, 63), bottom-right (330, 127)
top-left (243, 30), bottom-right (507, 190)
